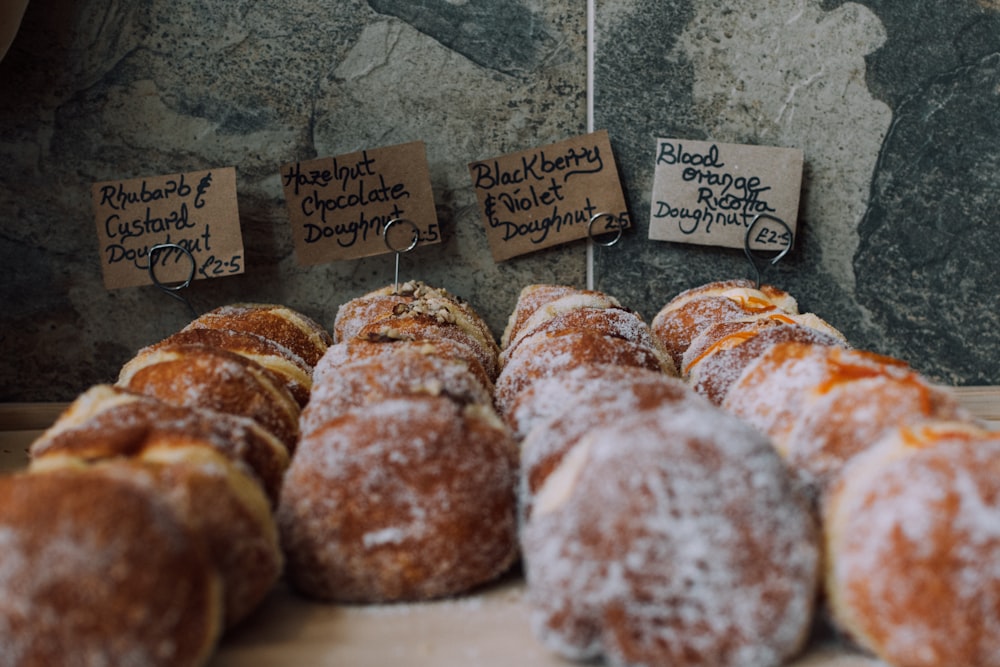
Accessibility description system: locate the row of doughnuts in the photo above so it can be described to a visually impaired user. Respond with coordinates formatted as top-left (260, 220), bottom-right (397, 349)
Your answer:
top-left (651, 279), bottom-right (1000, 667)
top-left (502, 285), bottom-right (822, 667)
top-left (0, 303), bottom-right (331, 666)
top-left (277, 280), bottom-right (521, 604)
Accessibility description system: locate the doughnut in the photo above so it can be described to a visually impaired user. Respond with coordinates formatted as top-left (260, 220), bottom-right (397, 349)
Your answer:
top-left (333, 280), bottom-right (494, 349)
top-left (501, 284), bottom-right (622, 349)
top-left (184, 302), bottom-right (332, 368)
top-left (278, 395), bottom-right (519, 603)
top-left (683, 317), bottom-right (849, 405)
top-left (725, 341), bottom-right (969, 501)
top-left (300, 346), bottom-right (495, 437)
top-left (517, 367), bottom-right (700, 520)
top-left (494, 328), bottom-right (673, 419)
top-left (313, 337), bottom-right (493, 392)
top-left (355, 305), bottom-right (500, 382)
top-left (32, 446), bottom-right (282, 630)
top-left (0, 464), bottom-right (223, 666)
top-left (651, 280), bottom-right (799, 369)
top-left (781, 359), bottom-right (967, 501)
top-left (521, 402), bottom-right (819, 667)
top-left (117, 343), bottom-right (301, 453)
top-left (823, 420), bottom-right (1000, 667)
top-left (28, 384), bottom-right (289, 506)
top-left (153, 327), bottom-right (313, 407)
top-left (500, 305), bottom-right (664, 370)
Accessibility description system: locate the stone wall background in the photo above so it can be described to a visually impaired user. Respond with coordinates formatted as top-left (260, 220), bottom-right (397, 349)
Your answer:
top-left (0, 0), bottom-right (997, 401)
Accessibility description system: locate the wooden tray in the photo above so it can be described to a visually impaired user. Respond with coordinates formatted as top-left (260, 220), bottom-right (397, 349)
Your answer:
top-left (1, 386), bottom-right (997, 666)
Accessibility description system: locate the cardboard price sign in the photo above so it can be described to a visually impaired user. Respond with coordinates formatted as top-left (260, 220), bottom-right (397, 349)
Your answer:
top-left (281, 141), bottom-right (440, 266)
top-left (469, 130), bottom-right (630, 262)
top-left (648, 138), bottom-right (803, 250)
top-left (92, 167), bottom-right (243, 290)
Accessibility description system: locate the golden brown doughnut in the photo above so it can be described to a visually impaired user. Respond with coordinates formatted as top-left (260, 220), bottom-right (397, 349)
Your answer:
top-left (314, 337), bottom-right (494, 392)
top-left (494, 328), bottom-right (673, 418)
top-left (823, 420), bottom-right (1000, 667)
top-left (683, 317), bottom-right (849, 405)
top-left (500, 284), bottom-right (621, 350)
top-left (0, 464), bottom-right (223, 666)
top-left (184, 302), bottom-right (332, 368)
top-left (651, 281), bottom-right (800, 369)
top-left (117, 343), bottom-right (301, 453)
top-left (333, 280), bottom-right (494, 349)
top-left (33, 447), bottom-right (282, 630)
top-left (278, 395), bottom-right (519, 603)
top-left (155, 327), bottom-right (313, 408)
top-left (355, 304), bottom-right (501, 381)
top-left (301, 347), bottom-right (495, 437)
top-left (521, 402), bottom-right (819, 667)
top-left (28, 384), bottom-right (289, 507)
top-left (500, 306), bottom-right (664, 370)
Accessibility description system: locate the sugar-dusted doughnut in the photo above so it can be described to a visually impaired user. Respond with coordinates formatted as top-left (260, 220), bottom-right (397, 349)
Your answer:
top-left (501, 284), bottom-right (622, 350)
top-left (32, 446), bottom-right (282, 630)
top-left (725, 342), bottom-right (969, 501)
top-left (333, 280), bottom-right (494, 349)
top-left (28, 384), bottom-right (289, 506)
top-left (494, 328), bottom-right (673, 418)
top-left (300, 346), bottom-right (495, 437)
top-left (500, 305), bottom-right (665, 370)
top-left (279, 395), bottom-right (519, 603)
top-left (117, 343), bottom-right (301, 453)
top-left (314, 337), bottom-right (494, 392)
top-left (521, 402), bottom-right (819, 667)
top-left (184, 302), bottom-right (332, 368)
top-left (823, 420), bottom-right (1000, 667)
top-left (651, 280), bottom-right (799, 369)
top-left (0, 464), bottom-right (223, 666)
top-left (683, 317), bottom-right (849, 405)
top-left (153, 327), bottom-right (313, 407)
top-left (517, 367), bottom-right (699, 520)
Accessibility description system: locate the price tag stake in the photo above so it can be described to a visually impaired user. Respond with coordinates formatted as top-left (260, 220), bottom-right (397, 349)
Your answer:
top-left (744, 214), bottom-right (793, 288)
top-left (383, 218), bottom-right (420, 294)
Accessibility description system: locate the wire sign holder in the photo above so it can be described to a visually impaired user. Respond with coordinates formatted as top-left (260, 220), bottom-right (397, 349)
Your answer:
top-left (586, 212), bottom-right (624, 291)
top-left (743, 213), bottom-right (793, 288)
top-left (383, 218), bottom-right (421, 294)
top-left (148, 243), bottom-right (198, 318)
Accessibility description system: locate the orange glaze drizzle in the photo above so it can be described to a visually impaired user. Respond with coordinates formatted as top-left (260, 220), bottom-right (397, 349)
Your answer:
top-left (684, 330), bottom-right (758, 374)
top-left (813, 350), bottom-right (933, 411)
top-left (766, 313), bottom-right (797, 325)
top-left (899, 423), bottom-right (987, 450)
top-left (727, 294), bottom-right (778, 312)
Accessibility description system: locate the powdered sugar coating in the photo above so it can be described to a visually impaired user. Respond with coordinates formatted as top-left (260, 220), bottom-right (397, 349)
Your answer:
top-left (507, 364), bottom-right (688, 441)
top-left (521, 403), bottom-right (819, 667)
top-left (685, 320), bottom-right (849, 405)
top-left (503, 292), bottom-right (624, 352)
top-left (494, 330), bottom-right (673, 419)
top-left (500, 307), bottom-right (661, 369)
top-left (29, 384), bottom-right (289, 506)
top-left (278, 396), bottom-right (519, 603)
top-left (0, 466), bottom-right (223, 667)
top-left (501, 284), bottom-right (589, 349)
top-left (518, 370), bottom-right (703, 521)
top-left (824, 428), bottom-right (1000, 667)
top-left (301, 349), bottom-right (495, 437)
top-left (117, 344), bottom-right (301, 452)
top-left (784, 369), bottom-right (968, 503)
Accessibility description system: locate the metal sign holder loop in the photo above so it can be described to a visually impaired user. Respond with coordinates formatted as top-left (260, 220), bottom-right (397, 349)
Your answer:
top-left (148, 243), bottom-right (198, 319)
top-left (743, 213), bottom-right (793, 288)
top-left (383, 218), bottom-right (421, 294)
top-left (587, 212), bottom-right (624, 248)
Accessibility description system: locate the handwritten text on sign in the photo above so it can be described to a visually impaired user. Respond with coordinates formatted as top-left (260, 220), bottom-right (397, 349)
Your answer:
top-left (92, 167), bottom-right (243, 290)
top-left (469, 130), bottom-right (630, 262)
top-left (648, 138), bottom-right (802, 250)
top-left (281, 141), bottom-right (440, 266)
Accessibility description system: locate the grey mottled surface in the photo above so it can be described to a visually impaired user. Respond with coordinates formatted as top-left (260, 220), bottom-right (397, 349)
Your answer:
top-left (1, 0), bottom-right (998, 400)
